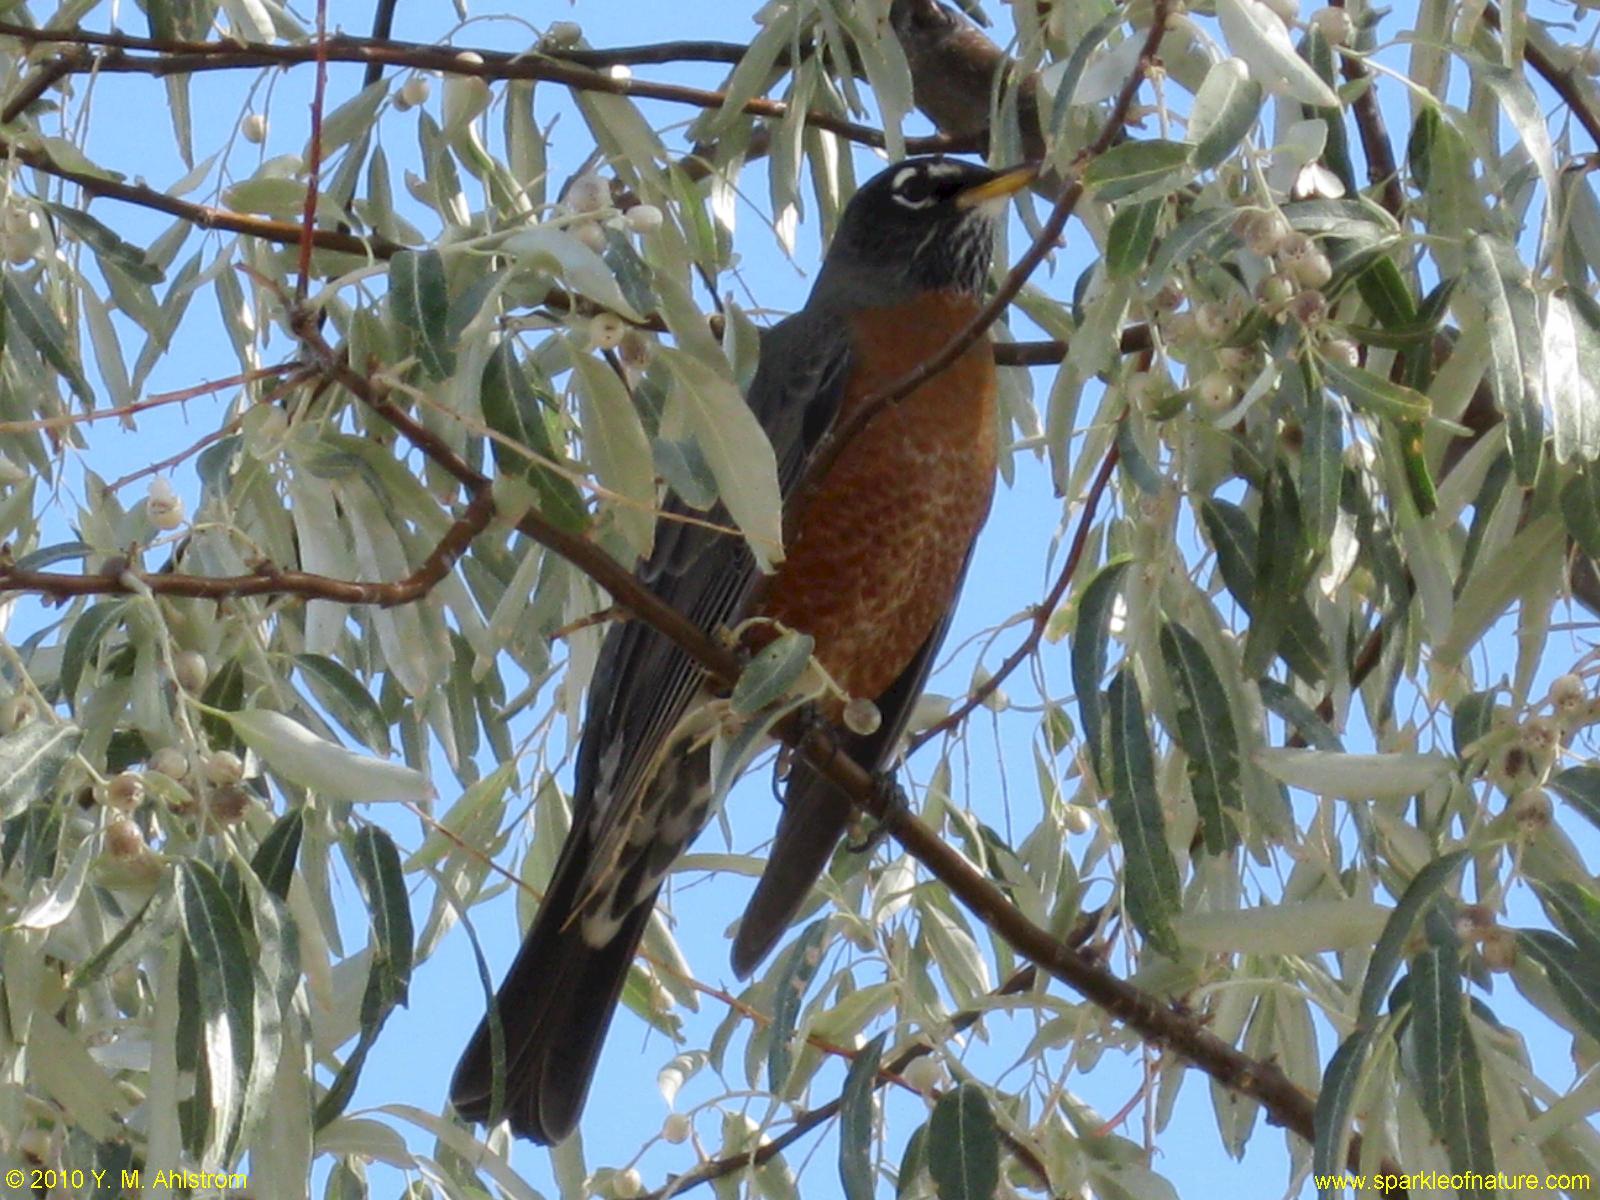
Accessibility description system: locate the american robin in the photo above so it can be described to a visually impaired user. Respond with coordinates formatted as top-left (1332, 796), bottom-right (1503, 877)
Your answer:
top-left (451, 155), bottom-right (1034, 1143)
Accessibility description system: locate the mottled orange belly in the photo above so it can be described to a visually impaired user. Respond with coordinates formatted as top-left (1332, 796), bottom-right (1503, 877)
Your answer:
top-left (757, 292), bottom-right (999, 701)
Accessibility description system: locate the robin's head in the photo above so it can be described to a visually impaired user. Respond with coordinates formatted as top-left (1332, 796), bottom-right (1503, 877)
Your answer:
top-left (813, 156), bottom-right (1035, 306)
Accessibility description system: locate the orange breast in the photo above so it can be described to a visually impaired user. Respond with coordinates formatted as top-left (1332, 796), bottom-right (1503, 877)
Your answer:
top-left (757, 292), bottom-right (999, 701)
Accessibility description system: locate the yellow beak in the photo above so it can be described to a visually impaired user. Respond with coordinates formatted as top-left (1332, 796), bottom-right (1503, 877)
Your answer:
top-left (955, 163), bottom-right (1039, 209)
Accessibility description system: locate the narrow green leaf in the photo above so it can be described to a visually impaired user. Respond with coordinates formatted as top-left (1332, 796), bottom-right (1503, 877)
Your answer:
top-left (16, 834), bottom-right (96, 930)
top-left (199, 656), bottom-right (246, 752)
top-left (250, 809), bottom-right (306, 902)
top-left (0, 722), bottom-right (82, 817)
top-left (1257, 678), bottom-right (1342, 750)
top-left (316, 827), bottom-right (415, 1128)
top-left (1532, 881), bottom-right (1600, 963)
top-left (1548, 287), bottom-right (1600, 463)
top-left (1189, 60), bottom-right (1263, 172)
top-left (1160, 623), bottom-right (1242, 854)
top-left (307, 79), bottom-right (389, 163)
top-left (1146, 205), bottom-right (1238, 288)
top-left (926, 1083), bottom-right (999, 1200)
top-left (1561, 463), bottom-right (1600, 559)
top-left (1549, 766), bottom-right (1600, 833)
top-left (1358, 850), bottom-right (1469, 1022)
top-left (570, 344), bottom-right (657, 558)
top-left (1242, 471), bottom-right (1297, 677)
top-left (1320, 355), bottom-right (1431, 421)
top-left (480, 341), bottom-right (587, 532)
top-left (1217, 0), bottom-right (1339, 106)
top-left (897, 1122), bottom-right (929, 1197)
top-left (226, 708), bottom-right (433, 803)
top-left (60, 600), bottom-right (127, 709)
top-left (1471, 57), bottom-right (1559, 226)
top-left (768, 919), bottom-right (827, 1093)
top-left (1312, 1027), bottom-right (1376, 1188)
top-left (1352, 254), bottom-right (1418, 331)
top-left (1411, 947), bottom-right (1467, 1161)
top-left (1464, 234), bottom-right (1544, 484)
top-left (45, 204), bottom-right (164, 283)
top-left (1106, 198), bottom-right (1161, 279)
top-left (1451, 689), bottom-right (1498, 759)
top-left (1200, 498), bottom-right (1258, 611)
top-left (349, 825), bottom-right (414, 1014)
top-left (1518, 930), bottom-right (1600, 1044)
top-left (1299, 369), bottom-right (1342, 552)
top-left (838, 1031), bottom-right (888, 1200)
top-left (389, 250), bottom-right (454, 380)
top-left (1070, 558), bottom-right (1132, 776)
top-left (1043, 10), bottom-right (1125, 155)
top-left (68, 891), bottom-right (165, 991)
top-left (175, 861), bottom-right (256, 1160)
top-left (659, 345), bottom-right (785, 572)
top-left (1082, 139), bottom-right (1192, 201)
top-left (1254, 748), bottom-right (1452, 798)
top-left (2, 273), bottom-right (94, 403)
top-left (296, 654), bottom-right (392, 753)
top-left (503, 226), bottom-right (643, 321)
top-left (1106, 670), bottom-right (1181, 956)
top-left (731, 631), bottom-right (815, 716)
top-left (1456, 451), bottom-right (1513, 590)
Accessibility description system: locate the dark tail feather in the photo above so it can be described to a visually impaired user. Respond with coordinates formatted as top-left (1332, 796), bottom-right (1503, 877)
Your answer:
top-left (730, 761), bottom-right (852, 978)
top-left (451, 836), bottom-right (658, 1144)
top-left (731, 615), bottom-right (962, 979)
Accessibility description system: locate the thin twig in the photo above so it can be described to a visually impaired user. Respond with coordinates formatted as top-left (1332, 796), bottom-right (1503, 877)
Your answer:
top-left (295, 0), bottom-right (332, 299)
top-left (0, 363), bottom-right (295, 435)
top-left (1, 45), bottom-right (85, 125)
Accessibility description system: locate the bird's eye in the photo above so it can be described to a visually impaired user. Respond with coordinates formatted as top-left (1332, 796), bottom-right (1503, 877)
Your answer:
top-left (889, 166), bottom-right (938, 209)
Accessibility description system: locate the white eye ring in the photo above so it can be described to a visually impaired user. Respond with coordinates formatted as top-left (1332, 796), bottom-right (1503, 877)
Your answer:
top-left (890, 165), bottom-right (937, 209)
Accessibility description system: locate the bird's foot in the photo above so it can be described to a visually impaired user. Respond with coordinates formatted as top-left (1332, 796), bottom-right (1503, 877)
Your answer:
top-left (845, 770), bottom-right (907, 854)
top-left (772, 698), bottom-right (828, 791)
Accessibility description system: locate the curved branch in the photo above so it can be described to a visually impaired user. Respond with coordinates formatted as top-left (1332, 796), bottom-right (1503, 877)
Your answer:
top-left (0, 131), bottom-right (406, 257)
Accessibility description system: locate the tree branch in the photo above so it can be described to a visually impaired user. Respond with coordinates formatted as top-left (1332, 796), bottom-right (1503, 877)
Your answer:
top-left (1330, 0), bottom-right (1405, 219)
top-left (0, 23), bottom-right (982, 156)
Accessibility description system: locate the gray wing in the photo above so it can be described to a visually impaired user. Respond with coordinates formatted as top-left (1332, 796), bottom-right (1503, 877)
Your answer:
top-left (573, 305), bottom-right (854, 863)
